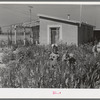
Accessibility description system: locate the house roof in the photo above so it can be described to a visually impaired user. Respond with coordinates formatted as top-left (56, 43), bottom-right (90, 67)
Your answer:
top-left (38, 14), bottom-right (94, 27)
top-left (94, 29), bottom-right (100, 31)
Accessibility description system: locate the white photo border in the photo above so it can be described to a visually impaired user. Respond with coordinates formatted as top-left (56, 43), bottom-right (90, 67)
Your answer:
top-left (0, 1), bottom-right (100, 98)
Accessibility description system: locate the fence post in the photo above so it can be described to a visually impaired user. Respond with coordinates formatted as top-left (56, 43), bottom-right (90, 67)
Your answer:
top-left (23, 27), bottom-right (26, 45)
top-left (10, 25), bottom-right (13, 46)
top-left (14, 25), bottom-right (17, 44)
top-left (7, 29), bottom-right (10, 47)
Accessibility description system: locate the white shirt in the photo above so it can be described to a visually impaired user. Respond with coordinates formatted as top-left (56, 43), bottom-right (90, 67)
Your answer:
top-left (49, 52), bottom-right (59, 66)
top-left (97, 43), bottom-right (100, 53)
top-left (0, 53), bottom-right (4, 63)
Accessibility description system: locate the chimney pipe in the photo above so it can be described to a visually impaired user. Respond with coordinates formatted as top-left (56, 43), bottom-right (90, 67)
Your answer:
top-left (67, 14), bottom-right (70, 20)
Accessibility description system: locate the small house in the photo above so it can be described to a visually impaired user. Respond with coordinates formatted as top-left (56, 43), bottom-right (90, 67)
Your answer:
top-left (37, 14), bottom-right (94, 45)
top-left (2, 14), bottom-right (94, 46)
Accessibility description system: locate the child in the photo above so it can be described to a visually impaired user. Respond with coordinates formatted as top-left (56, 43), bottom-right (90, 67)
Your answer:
top-left (49, 44), bottom-right (60, 70)
top-left (68, 53), bottom-right (76, 73)
top-left (97, 42), bottom-right (100, 53)
top-left (61, 50), bottom-right (69, 72)
top-left (68, 53), bottom-right (76, 64)
top-left (62, 50), bottom-right (69, 62)
top-left (92, 44), bottom-right (98, 57)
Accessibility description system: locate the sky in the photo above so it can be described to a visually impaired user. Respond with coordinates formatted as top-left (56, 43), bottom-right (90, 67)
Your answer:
top-left (0, 4), bottom-right (100, 31)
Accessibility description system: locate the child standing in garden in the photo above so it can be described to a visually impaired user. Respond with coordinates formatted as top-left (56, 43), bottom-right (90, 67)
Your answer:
top-left (62, 52), bottom-right (76, 88)
top-left (62, 51), bottom-right (76, 72)
top-left (62, 50), bottom-right (70, 74)
top-left (62, 50), bottom-right (69, 62)
top-left (49, 44), bottom-right (61, 88)
top-left (92, 43), bottom-right (98, 57)
top-left (97, 42), bottom-right (100, 53)
top-left (49, 44), bottom-right (60, 70)
top-left (68, 53), bottom-right (76, 67)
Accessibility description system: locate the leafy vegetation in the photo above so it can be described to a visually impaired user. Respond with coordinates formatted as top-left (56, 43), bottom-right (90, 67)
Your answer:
top-left (1, 43), bottom-right (100, 88)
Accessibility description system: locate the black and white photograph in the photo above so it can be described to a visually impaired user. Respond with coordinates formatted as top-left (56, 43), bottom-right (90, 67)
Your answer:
top-left (0, 4), bottom-right (100, 89)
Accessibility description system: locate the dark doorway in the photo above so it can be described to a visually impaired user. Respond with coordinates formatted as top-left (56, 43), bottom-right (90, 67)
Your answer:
top-left (32, 25), bottom-right (39, 44)
top-left (94, 30), bottom-right (100, 42)
top-left (50, 27), bottom-right (59, 44)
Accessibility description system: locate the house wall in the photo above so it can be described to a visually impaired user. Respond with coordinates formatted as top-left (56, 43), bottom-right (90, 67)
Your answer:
top-left (39, 18), bottom-right (78, 45)
top-left (78, 24), bottom-right (93, 45)
top-left (93, 30), bottom-right (100, 42)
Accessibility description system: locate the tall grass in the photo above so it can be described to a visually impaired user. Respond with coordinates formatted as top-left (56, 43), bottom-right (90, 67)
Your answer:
top-left (1, 43), bottom-right (100, 88)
